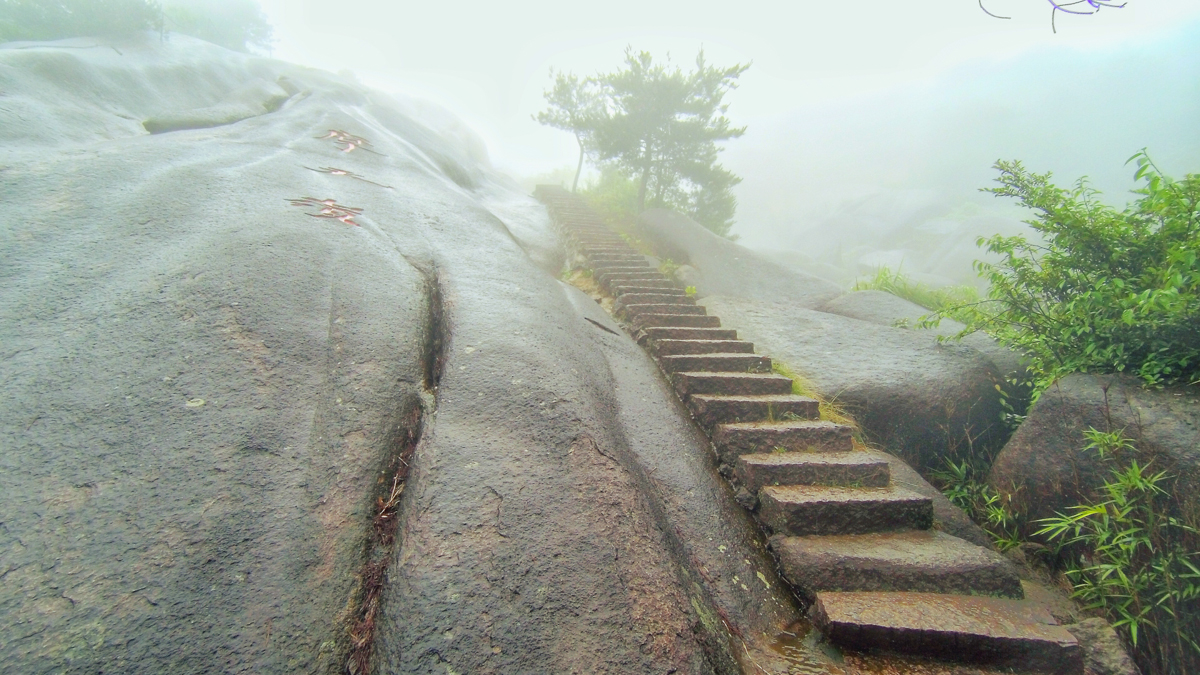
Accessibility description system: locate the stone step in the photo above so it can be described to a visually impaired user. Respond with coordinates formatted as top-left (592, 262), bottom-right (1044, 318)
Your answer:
top-left (587, 255), bottom-right (645, 264)
top-left (659, 353), bottom-right (772, 374)
top-left (610, 279), bottom-right (680, 292)
top-left (580, 244), bottom-right (630, 252)
top-left (621, 303), bottom-right (707, 318)
top-left (597, 270), bottom-right (666, 288)
top-left (634, 314), bottom-right (722, 329)
top-left (735, 450), bottom-right (889, 492)
top-left (758, 485), bottom-right (932, 536)
top-left (614, 286), bottom-right (687, 297)
top-left (615, 293), bottom-right (695, 308)
top-left (569, 235), bottom-right (625, 246)
top-left (641, 326), bottom-right (737, 341)
top-left (773, 531), bottom-right (1023, 599)
top-left (713, 420), bottom-right (854, 458)
top-left (651, 339), bottom-right (753, 356)
top-left (810, 591), bottom-right (1081, 672)
top-left (673, 372), bottom-right (793, 397)
top-left (591, 259), bottom-right (651, 271)
top-left (688, 393), bottom-right (818, 428)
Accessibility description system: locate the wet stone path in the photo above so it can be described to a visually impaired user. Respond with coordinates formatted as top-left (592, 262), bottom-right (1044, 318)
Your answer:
top-left (533, 185), bottom-right (1083, 675)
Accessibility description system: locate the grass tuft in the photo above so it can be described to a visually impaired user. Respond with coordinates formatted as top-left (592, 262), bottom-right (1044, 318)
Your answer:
top-left (852, 265), bottom-right (978, 315)
top-left (770, 361), bottom-right (859, 431)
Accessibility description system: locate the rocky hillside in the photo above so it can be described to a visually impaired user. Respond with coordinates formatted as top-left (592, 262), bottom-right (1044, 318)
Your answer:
top-left (0, 34), bottom-right (808, 674)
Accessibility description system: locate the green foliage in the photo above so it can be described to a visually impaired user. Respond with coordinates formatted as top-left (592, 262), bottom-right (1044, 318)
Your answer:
top-left (536, 48), bottom-right (749, 237)
top-left (0, 0), bottom-right (163, 42)
top-left (0, 0), bottom-right (272, 52)
top-left (852, 265), bottom-right (980, 316)
top-left (1036, 428), bottom-right (1200, 674)
top-left (580, 166), bottom-right (639, 229)
top-left (929, 458), bottom-right (1024, 552)
top-left (535, 71), bottom-right (601, 192)
top-left (925, 153), bottom-right (1200, 393)
top-left (162, 0), bottom-right (272, 53)
top-left (684, 286), bottom-right (697, 297)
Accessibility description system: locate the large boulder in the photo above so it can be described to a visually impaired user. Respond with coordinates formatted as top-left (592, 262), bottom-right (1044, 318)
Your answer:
top-left (634, 212), bottom-right (1017, 480)
top-left (0, 35), bottom-right (820, 675)
top-left (988, 372), bottom-right (1200, 527)
top-left (820, 290), bottom-right (1028, 391)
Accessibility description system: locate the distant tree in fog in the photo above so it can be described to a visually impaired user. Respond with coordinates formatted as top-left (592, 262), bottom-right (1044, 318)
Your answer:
top-left (162, 0), bottom-right (273, 53)
top-left (0, 0), bottom-right (163, 42)
top-left (537, 48), bottom-right (749, 237)
top-left (535, 71), bottom-right (602, 193)
top-left (0, 0), bottom-right (273, 52)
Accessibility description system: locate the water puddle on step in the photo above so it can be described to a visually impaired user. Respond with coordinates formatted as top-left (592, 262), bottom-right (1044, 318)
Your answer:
top-left (767, 619), bottom-right (845, 674)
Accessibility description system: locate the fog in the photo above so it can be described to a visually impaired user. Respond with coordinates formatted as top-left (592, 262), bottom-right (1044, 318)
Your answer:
top-left (254, 0), bottom-right (1200, 285)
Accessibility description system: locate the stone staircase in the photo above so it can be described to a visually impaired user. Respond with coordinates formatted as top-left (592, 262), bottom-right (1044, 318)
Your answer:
top-left (534, 185), bottom-right (1083, 674)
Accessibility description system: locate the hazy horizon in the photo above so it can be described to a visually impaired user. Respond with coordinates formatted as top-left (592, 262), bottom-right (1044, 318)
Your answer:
top-left (194, 1), bottom-right (1200, 281)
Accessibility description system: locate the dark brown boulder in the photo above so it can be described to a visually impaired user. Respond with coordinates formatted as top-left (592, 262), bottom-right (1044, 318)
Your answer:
top-left (988, 372), bottom-right (1200, 528)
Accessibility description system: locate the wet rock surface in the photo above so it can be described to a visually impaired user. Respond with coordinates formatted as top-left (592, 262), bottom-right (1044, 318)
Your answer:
top-left (700, 296), bottom-right (1009, 476)
top-left (637, 209), bottom-right (844, 309)
top-left (1, 36), bottom-right (804, 675)
top-left (1064, 618), bottom-right (1141, 675)
top-left (819, 290), bottom-right (1028, 388)
top-left (632, 210), bottom-right (1017, 479)
top-left (988, 372), bottom-right (1200, 528)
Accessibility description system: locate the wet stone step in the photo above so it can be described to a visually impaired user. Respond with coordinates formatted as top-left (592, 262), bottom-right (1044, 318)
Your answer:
top-left (595, 265), bottom-right (662, 278)
top-left (773, 530), bottom-right (1024, 599)
top-left (587, 255), bottom-right (646, 264)
top-left (660, 353), bottom-right (772, 374)
top-left (597, 271), bottom-right (666, 288)
top-left (614, 286), bottom-right (686, 298)
top-left (651, 339), bottom-right (753, 356)
top-left (673, 371), bottom-right (792, 397)
top-left (572, 238), bottom-right (626, 247)
top-left (714, 420), bottom-right (854, 458)
top-left (590, 259), bottom-right (651, 271)
top-left (614, 293), bottom-right (695, 309)
top-left (688, 393), bottom-right (818, 428)
top-left (810, 591), bottom-right (1082, 673)
top-left (735, 450), bottom-right (889, 492)
top-left (611, 280), bottom-right (681, 292)
top-left (580, 244), bottom-right (631, 251)
top-left (634, 314), bottom-right (721, 329)
top-left (758, 485), bottom-right (933, 536)
top-left (641, 326), bottom-right (737, 341)
top-left (621, 303), bottom-right (708, 318)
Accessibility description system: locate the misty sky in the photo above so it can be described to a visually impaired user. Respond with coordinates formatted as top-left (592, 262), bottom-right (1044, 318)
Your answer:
top-left (250, 1), bottom-right (1200, 249)
top-left (256, 1), bottom-right (1198, 170)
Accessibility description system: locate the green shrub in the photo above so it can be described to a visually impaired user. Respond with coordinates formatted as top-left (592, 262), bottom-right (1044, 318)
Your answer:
top-left (0, 0), bottom-right (163, 42)
top-left (928, 152), bottom-right (1200, 394)
top-left (852, 265), bottom-right (979, 316)
top-left (0, 0), bottom-right (273, 53)
top-left (580, 166), bottom-right (639, 229)
top-left (1037, 428), bottom-right (1200, 675)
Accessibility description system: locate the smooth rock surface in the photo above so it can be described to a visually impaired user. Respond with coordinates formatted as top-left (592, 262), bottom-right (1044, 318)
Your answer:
top-left (636, 209), bottom-right (844, 309)
top-left (0, 35), bottom-right (821, 675)
top-left (700, 296), bottom-right (1010, 475)
top-left (819, 290), bottom-right (1028, 387)
top-left (1064, 618), bottom-right (1141, 675)
top-left (988, 372), bottom-right (1200, 534)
